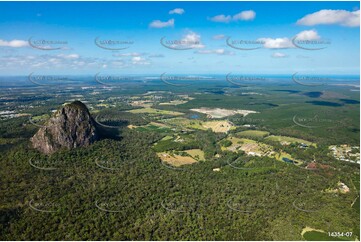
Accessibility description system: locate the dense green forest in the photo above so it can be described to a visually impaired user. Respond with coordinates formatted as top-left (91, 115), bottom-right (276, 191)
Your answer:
top-left (0, 117), bottom-right (359, 240)
top-left (0, 80), bottom-right (359, 240)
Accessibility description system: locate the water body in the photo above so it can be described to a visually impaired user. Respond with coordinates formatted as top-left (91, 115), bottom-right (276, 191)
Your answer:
top-left (306, 101), bottom-right (343, 107)
top-left (189, 114), bottom-right (200, 119)
top-left (282, 157), bottom-right (294, 163)
top-left (340, 99), bottom-right (360, 104)
top-left (303, 92), bottom-right (323, 98)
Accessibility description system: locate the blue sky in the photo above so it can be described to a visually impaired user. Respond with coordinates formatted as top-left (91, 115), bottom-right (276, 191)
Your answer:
top-left (0, 1), bottom-right (359, 75)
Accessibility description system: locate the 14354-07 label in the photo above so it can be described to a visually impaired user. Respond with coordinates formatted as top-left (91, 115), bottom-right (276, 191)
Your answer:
top-left (328, 232), bottom-right (353, 238)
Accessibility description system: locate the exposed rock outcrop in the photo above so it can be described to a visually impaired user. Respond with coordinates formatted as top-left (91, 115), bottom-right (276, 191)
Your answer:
top-left (31, 101), bottom-right (99, 154)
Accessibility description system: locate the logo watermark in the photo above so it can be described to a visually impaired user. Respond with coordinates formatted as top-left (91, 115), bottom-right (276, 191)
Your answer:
top-left (292, 36), bottom-right (331, 51)
top-left (95, 200), bottom-right (125, 213)
top-left (227, 158), bottom-right (256, 171)
top-left (292, 197), bottom-right (325, 213)
top-left (292, 72), bottom-right (328, 86)
top-left (94, 37), bottom-right (134, 50)
top-left (94, 73), bottom-right (139, 86)
top-left (28, 37), bottom-right (68, 50)
top-left (29, 199), bottom-right (60, 213)
top-left (28, 115), bottom-right (56, 128)
top-left (95, 159), bottom-right (133, 171)
top-left (160, 73), bottom-right (203, 87)
top-left (95, 114), bottom-right (123, 129)
top-left (161, 196), bottom-right (217, 213)
top-left (226, 37), bottom-right (264, 51)
top-left (28, 158), bottom-right (60, 170)
top-left (226, 196), bottom-right (259, 213)
top-left (226, 73), bottom-right (266, 86)
top-left (160, 160), bottom-right (185, 171)
top-left (293, 114), bottom-right (334, 129)
top-left (160, 36), bottom-right (201, 50)
top-left (28, 73), bottom-right (72, 86)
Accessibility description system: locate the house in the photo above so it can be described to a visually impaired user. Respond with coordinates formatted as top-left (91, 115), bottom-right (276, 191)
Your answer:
top-left (338, 182), bottom-right (350, 193)
top-left (306, 162), bottom-right (318, 170)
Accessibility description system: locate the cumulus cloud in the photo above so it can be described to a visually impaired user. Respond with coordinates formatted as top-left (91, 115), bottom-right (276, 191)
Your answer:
top-left (169, 8), bottom-right (185, 15)
top-left (233, 10), bottom-right (256, 21)
top-left (209, 10), bottom-right (256, 23)
top-left (272, 52), bottom-right (288, 58)
top-left (0, 39), bottom-right (28, 48)
top-left (195, 48), bottom-right (235, 55)
top-left (295, 29), bottom-right (321, 41)
top-left (209, 15), bottom-right (232, 23)
top-left (297, 9), bottom-right (360, 27)
top-left (213, 34), bottom-right (226, 40)
top-left (149, 19), bottom-right (174, 28)
top-left (131, 56), bottom-right (150, 65)
top-left (258, 30), bottom-right (322, 49)
top-left (257, 37), bottom-right (294, 49)
top-left (171, 31), bottom-right (205, 49)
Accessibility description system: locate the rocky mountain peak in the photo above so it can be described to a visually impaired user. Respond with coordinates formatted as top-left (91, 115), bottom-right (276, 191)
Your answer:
top-left (31, 101), bottom-right (99, 154)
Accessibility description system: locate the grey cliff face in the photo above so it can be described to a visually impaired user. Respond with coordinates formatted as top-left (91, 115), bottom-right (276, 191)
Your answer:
top-left (31, 101), bottom-right (99, 154)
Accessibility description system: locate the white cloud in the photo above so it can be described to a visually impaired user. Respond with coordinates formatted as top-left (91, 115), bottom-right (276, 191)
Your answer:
top-left (0, 54), bottom-right (93, 70)
top-left (296, 30), bottom-right (321, 40)
top-left (295, 29), bottom-right (321, 41)
top-left (297, 9), bottom-right (360, 27)
top-left (195, 48), bottom-right (235, 55)
top-left (57, 54), bottom-right (79, 59)
top-left (258, 37), bottom-right (294, 49)
top-left (149, 19), bottom-right (174, 28)
top-left (169, 8), bottom-right (185, 15)
top-left (259, 30), bottom-right (324, 49)
top-left (272, 52), bottom-right (288, 58)
top-left (0, 39), bottom-right (28, 48)
top-left (213, 34), bottom-right (226, 40)
top-left (233, 10), bottom-right (256, 21)
top-left (209, 10), bottom-right (256, 23)
top-left (132, 57), bottom-right (142, 62)
top-left (131, 56), bottom-right (150, 65)
top-left (171, 31), bottom-right (205, 49)
top-left (209, 15), bottom-right (232, 23)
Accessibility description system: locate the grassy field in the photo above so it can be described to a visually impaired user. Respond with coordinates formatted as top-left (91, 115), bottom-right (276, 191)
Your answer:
top-left (159, 100), bottom-right (189, 105)
top-left (185, 149), bottom-right (205, 161)
top-left (236, 130), bottom-right (270, 138)
top-left (221, 137), bottom-right (273, 156)
top-left (132, 122), bottom-right (173, 133)
top-left (202, 120), bottom-right (235, 133)
top-left (161, 118), bottom-right (235, 133)
top-left (157, 152), bottom-right (198, 167)
top-left (160, 135), bottom-right (173, 141)
top-left (161, 117), bottom-right (205, 130)
top-left (128, 107), bottom-right (184, 116)
top-left (265, 135), bottom-right (315, 146)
